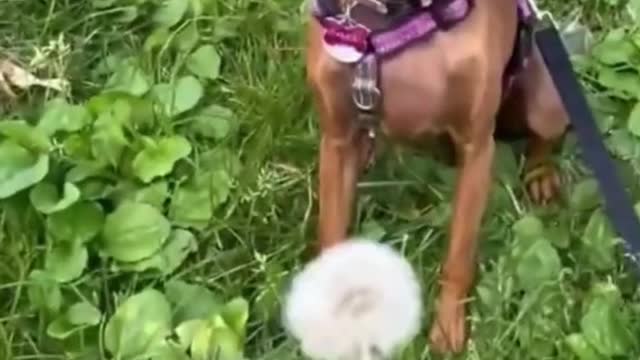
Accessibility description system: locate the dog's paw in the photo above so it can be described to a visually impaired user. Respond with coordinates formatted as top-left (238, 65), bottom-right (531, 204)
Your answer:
top-left (523, 162), bottom-right (562, 205)
top-left (428, 290), bottom-right (467, 354)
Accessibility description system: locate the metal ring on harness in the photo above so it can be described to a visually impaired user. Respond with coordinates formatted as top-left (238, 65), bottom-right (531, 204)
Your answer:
top-left (352, 54), bottom-right (381, 114)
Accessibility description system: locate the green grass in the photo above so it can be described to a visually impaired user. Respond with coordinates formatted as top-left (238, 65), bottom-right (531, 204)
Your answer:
top-left (0, 0), bottom-right (640, 359)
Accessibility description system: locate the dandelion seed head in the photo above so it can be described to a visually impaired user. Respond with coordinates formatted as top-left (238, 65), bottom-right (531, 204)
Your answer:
top-left (283, 238), bottom-right (423, 360)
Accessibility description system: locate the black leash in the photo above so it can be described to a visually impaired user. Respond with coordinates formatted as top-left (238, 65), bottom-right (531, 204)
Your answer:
top-left (533, 15), bottom-right (640, 269)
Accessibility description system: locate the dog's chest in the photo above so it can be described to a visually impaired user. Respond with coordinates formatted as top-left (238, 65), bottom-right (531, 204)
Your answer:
top-left (376, 44), bottom-right (467, 142)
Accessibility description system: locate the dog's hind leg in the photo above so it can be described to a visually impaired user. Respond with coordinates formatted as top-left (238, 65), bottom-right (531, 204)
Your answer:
top-left (510, 45), bottom-right (569, 204)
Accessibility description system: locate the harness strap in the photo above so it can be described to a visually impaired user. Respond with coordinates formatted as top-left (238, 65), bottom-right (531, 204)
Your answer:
top-left (352, 54), bottom-right (381, 170)
top-left (534, 18), bottom-right (640, 271)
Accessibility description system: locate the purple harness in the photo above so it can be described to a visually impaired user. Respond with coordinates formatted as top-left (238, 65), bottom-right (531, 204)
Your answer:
top-left (311, 0), bottom-right (536, 167)
top-left (313, 0), bottom-right (534, 60)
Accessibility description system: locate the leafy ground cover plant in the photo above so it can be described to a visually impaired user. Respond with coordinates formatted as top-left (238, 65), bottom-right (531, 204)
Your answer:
top-left (0, 0), bottom-right (640, 359)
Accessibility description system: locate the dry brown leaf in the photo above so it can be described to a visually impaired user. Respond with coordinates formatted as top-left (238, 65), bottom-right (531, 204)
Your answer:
top-left (0, 59), bottom-right (68, 98)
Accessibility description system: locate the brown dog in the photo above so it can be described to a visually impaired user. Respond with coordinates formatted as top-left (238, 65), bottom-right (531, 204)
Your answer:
top-left (306, 0), bottom-right (568, 353)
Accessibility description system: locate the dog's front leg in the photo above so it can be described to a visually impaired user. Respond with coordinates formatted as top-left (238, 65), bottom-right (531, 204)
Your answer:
top-left (317, 127), bottom-right (369, 250)
top-left (429, 133), bottom-right (495, 353)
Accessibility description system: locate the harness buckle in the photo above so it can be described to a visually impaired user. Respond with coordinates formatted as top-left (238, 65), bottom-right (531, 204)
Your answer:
top-left (351, 54), bottom-right (381, 113)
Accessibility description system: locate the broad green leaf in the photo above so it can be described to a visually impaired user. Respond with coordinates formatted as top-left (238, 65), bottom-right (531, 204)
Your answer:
top-left (47, 201), bottom-right (105, 245)
top-left (423, 202), bottom-right (451, 228)
top-left (27, 270), bottom-right (62, 313)
top-left (88, 92), bottom-right (154, 128)
top-left (47, 301), bottom-right (102, 340)
top-left (104, 62), bottom-right (151, 96)
top-left (152, 76), bottom-right (203, 117)
top-left (38, 98), bottom-right (91, 135)
top-left (211, 322), bottom-right (244, 359)
top-left (104, 289), bottom-right (172, 359)
top-left (475, 270), bottom-right (501, 310)
top-left (581, 292), bottom-right (634, 356)
top-left (144, 27), bottom-right (171, 52)
top-left (566, 333), bottom-right (604, 360)
top-left (66, 161), bottom-right (109, 183)
top-left (360, 219), bottom-right (386, 240)
top-left (47, 317), bottom-right (79, 340)
top-left (176, 319), bottom-right (208, 349)
top-left (153, 0), bottom-right (189, 27)
top-left (29, 182), bottom-right (81, 214)
top-left (221, 297), bottom-right (249, 337)
top-left (87, 92), bottom-right (125, 116)
top-left (516, 239), bottom-right (561, 289)
top-left (547, 223), bottom-right (571, 249)
top-left (591, 38), bottom-right (637, 65)
top-left (629, 0), bottom-right (640, 20)
top-left (151, 340), bottom-right (191, 360)
top-left (63, 133), bottom-right (93, 161)
top-left (169, 170), bottom-right (232, 229)
top-left (115, 5), bottom-right (138, 22)
top-left (91, 100), bottom-right (131, 167)
top-left (165, 280), bottom-right (222, 324)
top-left (191, 319), bottom-right (242, 360)
top-left (190, 324), bottom-right (214, 360)
top-left (190, 105), bottom-right (233, 139)
top-left (102, 202), bottom-right (171, 262)
top-left (111, 180), bottom-right (169, 209)
top-left (597, 68), bottom-right (640, 98)
top-left (580, 209), bottom-right (617, 270)
top-left (589, 282), bottom-right (623, 303)
top-left (212, 16), bottom-right (241, 41)
top-left (126, 96), bottom-right (155, 128)
top-left (493, 141), bottom-right (518, 186)
top-left (92, 0), bottom-right (117, 7)
top-left (115, 229), bottom-right (197, 275)
top-left (512, 215), bottom-right (545, 240)
top-left (92, 53), bottom-right (125, 77)
top-left (605, 129), bottom-right (640, 160)
top-left (67, 302), bottom-right (102, 326)
top-left (0, 120), bottom-right (50, 152)
top-left (199, 148), bottom-right (242, 176)
top-left (595, 113), bottom-right (615, 134)
top-left (190, 0), bottom-right (204, 16)
top-left (186, 45), bottom-right (221, 80)
top-left (516, 293), bottom-right (563, 358)
top-left (627, 102), bottom-right (640, 137)
top-left (174, 22), bottom-right (199, 51)
top-left (45, 243), bottom-right (88, 282)
top-left (569, 178), bottom-right (600, 211)
top-left (132, 136), bottom-right (192, 183)
top-left (0, 141), bottom-right (49, 199)
top-left (134, 181), bottom-right (168, 208)
top-left (77, 179), bottom-right (115, 200)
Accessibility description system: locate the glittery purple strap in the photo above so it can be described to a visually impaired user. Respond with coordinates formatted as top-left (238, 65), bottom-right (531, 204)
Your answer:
top-left (517, 0), bottom-right (534, 20)
top-left (370, 0), bottom-right (472, 57)
top-left (314, 0), bottom-right (534, 60)
top-left (369, 13), bottom-right (437, 56)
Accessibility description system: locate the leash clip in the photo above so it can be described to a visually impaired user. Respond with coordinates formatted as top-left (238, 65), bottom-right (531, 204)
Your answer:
top-left (525, 0), bottom-right (557, 29)
top-left (348, 0), bottom-right (388, 14)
